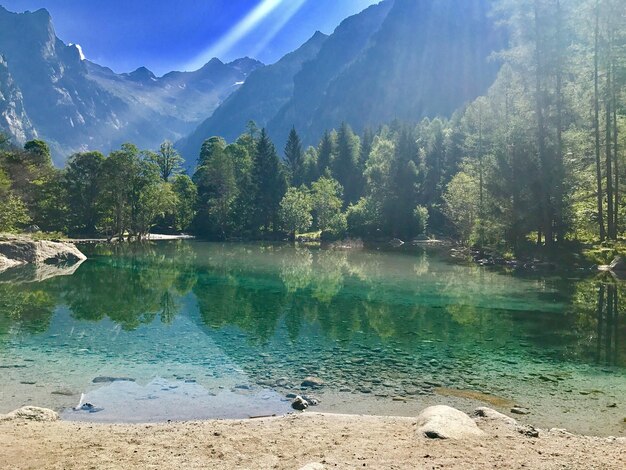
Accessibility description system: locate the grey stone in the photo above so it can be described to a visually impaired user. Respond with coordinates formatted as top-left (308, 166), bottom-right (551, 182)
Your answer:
top-left (291, 396), bottom-right (308, 411)
top-left (0, 406), bottom-right (58, 422)
top-left (416, 405), bottom-right (485, 439)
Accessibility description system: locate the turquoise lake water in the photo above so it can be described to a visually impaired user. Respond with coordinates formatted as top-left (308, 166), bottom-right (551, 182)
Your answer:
top-left (0, 241), bottom-right (624, 435)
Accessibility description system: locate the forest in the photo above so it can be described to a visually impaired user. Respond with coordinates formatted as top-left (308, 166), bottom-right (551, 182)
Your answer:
top-left (0, 0), bottom-right (624, 252)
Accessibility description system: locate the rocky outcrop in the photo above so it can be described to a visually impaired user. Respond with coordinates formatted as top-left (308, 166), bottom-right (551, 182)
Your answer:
top-left (416, 405), bottom-right (485, 439)
top-left (0, 406), bottom-right (59, 422)
top-left (0, 236), bottom-right (86, 272)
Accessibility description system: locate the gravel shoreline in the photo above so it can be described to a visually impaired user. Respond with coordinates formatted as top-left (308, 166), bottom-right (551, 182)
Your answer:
top-left (1, 408), bottom-right (624, 469)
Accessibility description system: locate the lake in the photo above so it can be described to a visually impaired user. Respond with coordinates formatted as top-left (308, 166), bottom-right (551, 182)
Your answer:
top-left (0, 240), bottom-right (624, 435)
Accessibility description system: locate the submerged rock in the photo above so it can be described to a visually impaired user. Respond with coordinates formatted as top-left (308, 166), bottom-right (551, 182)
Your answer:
top-left (301, 376), bottom-right (324, 388)
top-left (92, 376), bottom-right (135, 384)
top-left (416, 405), bottom-right (484, 439)
top-left (510, 406), bottom-right (530, 415)
top-left (0, 406), bottom-right (59, 422)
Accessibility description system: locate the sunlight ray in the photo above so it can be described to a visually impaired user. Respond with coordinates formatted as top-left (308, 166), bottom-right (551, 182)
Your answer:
top-left (184, 0), bottom-right (285, 70)
top-left (249, 0), bottom-right (308, 60)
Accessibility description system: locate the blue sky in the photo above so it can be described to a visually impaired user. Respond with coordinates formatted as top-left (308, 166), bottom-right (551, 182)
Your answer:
top-left (1, 0), bottom-right (379, 75)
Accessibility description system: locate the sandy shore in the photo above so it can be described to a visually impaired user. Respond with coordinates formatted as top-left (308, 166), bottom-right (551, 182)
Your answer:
top-left (1, 410), bottom-right (624, 470)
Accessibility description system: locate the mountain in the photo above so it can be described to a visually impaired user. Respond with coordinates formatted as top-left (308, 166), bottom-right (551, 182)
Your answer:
top-left (0, 54), bottom-right (36, 144)
top-left (179, 0), bottom-right (505, 159)
top-left (295, 0), bottom-right (504, 141)
top-left (267, 0), bottom-right (394, 147)
top-left (0, 6), bottom-right (262, 164)
top-left (176, 30), bottom-right (328, 162)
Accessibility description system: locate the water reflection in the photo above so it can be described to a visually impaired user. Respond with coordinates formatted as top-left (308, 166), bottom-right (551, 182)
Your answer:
top-left (0, 241), bottom-right (624, 369)
top-left (570, 274), bottom-right (623, 367)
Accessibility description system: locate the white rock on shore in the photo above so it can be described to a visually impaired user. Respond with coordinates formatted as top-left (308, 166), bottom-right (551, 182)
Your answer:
top-left (0, 406), bottom-right (59, 422)
top-left (416, 405), bottom-right (485, 439)
top-left (0, 236), bottom-right (86, 272)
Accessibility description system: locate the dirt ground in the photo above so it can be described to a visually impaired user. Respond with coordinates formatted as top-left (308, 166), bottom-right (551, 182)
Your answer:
top-left (1, 411), bottom-right (624, 469)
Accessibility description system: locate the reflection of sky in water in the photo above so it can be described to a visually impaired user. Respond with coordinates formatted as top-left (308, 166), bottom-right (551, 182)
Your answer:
top-left (0, 241), bottom-right (624, 434)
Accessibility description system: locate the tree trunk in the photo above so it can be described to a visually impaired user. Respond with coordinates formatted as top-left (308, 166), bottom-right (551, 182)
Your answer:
top-left (594, 0), bottom-right (605, 241)
top-left (605, 62), bottom-right (614, 239)
top-left (554, 0), bottom-right (564, 243)
top-left (534, 1), bottom-right (553, 246)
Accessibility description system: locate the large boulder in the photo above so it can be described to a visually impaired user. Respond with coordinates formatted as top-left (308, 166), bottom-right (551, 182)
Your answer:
top-left (416, 405), bottom-right (485, 439)
top-left (0, 237), bottom-right (86, 270)
top-left (0, 406), bottom-right (59, 422)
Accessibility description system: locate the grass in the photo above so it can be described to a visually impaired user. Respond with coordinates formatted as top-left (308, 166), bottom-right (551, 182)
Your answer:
top-left (296, 230), bottom-right (322, 240)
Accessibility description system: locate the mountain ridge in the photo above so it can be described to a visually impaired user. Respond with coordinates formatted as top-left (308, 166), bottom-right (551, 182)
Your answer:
top-left (0, 4), bottom-right (263, 164)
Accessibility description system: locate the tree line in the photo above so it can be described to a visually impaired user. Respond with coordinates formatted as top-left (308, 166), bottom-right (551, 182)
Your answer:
top-left (0, 0), bottom-right (624, 250)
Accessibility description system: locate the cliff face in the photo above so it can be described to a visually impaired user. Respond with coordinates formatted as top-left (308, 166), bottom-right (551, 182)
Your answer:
top-left (0, 6), bottom-right (262, 164)
top-left (0, 55), bottom-right (36, 145)
top-left (179, 0), bottom-right (505, 158)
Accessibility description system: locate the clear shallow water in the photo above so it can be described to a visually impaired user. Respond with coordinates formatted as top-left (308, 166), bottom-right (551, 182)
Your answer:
top-left (0, 241), bottom-right (624, 434)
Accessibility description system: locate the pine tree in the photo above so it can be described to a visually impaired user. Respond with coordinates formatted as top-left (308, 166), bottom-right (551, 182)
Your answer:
top-left (284, 127), bottom-right (304, 185)
top-left (252, 129), bottom-right (287, 233)
top-left (332, 122), bottom-right (361, 205)
top-left (317, 130), bottom-right (334, 177)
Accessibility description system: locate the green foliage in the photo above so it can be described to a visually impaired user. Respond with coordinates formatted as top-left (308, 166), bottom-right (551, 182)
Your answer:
top-left (64, 151), bottom-right (105, 234)
top-left (346, 197), bottom-right (377, 237)
top-left (284, 127), bottom-right (304, 186)
top-left (0, 193), bottom-right (30, 232)
top-left (23, 140), bottom-right (52, 167)
top-left (279, 186), bottom-right (312, 238)
top-left (332, 122), bottom-right (361, 205)
top-left (311, 176), bottom-right (343, 233)
top-left (146, 140), bottom-right (184, 182)
top-left (413, 205), bottom-right (428, 235)
top-left (442, 170), bottom-right (480, 243)
top-left (171, 174), bottom-right (197, 231)
top-left (193, 136), bottom-right (238, 238)
top-left (252, 129), bottom-right (287, 233)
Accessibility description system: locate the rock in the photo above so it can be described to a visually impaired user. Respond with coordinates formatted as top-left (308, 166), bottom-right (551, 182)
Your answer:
top-left (298, 463), bottom-right (324, 470)
top-left (302, 395), bottom-right (320, 406)
top-left (0, 237), bottom-right (86, 273)
top-left (474, 407), bottom-right (539, 438)
top-left (286, 393), bottom-right (298, 399)
top-left (416, 405), bottom-right (485, 439)
top-left (92, 376), bottom-right (135, 383)
top-left (76, 402), bottom-right (104, 413)
top-left (301, 376), bottom-right (324, 387)
top-left (0, 406), bottom-right (59, 422)
top-left (474, 407), bottom-right (517, 426)
top-left (291, 396), bottom-right (308, 411)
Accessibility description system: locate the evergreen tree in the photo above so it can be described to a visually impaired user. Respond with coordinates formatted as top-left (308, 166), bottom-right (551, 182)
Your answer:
top-left (332, 122), bottom-right (361, 205)
top-left (317, 130), bottom-right (334, 177)
top-left (252, 129), bottom-right (287, 233)
top-left (284, 127), bottom-right (304, 185)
